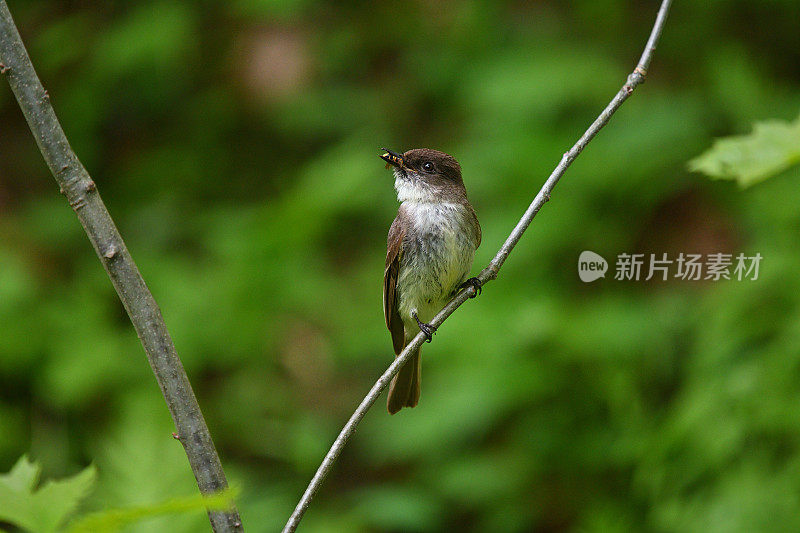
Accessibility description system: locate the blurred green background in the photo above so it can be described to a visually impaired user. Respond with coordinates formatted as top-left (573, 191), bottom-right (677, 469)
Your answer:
top-left (2, 0), bottom-right (800, 531)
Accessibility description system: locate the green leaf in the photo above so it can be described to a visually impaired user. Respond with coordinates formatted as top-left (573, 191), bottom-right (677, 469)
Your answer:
top-left (689, 114), bottom-right (800, 187)
top-left (66, 488), bottom-right (239, 533)
top-left (0, 455), bottom-right (97, 533)
top-left (0, 455), bottom-right (40, 494)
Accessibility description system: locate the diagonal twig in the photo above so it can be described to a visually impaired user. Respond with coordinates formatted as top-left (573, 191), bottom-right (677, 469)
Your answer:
top-left (282, 1), bottom-right (673, 531)
top-left (0, 3), bottom-right (243, 531)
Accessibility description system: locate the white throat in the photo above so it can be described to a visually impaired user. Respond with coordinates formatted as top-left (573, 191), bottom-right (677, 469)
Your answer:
top-left (394, 171), bottom-right (437, 204)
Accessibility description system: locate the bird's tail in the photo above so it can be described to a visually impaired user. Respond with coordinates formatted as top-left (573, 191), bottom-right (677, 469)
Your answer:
top-left (387, 345), bottom-right (420, 414)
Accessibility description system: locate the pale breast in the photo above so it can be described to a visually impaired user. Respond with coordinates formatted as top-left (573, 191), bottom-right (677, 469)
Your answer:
top-left (396, 202), bottom-right (477, 322)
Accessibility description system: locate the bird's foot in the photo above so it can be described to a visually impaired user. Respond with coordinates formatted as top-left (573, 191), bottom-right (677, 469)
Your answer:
top-left (412, 311), bottom-right (436, 343)
top-left (459, 277), bottom-right (482, 298)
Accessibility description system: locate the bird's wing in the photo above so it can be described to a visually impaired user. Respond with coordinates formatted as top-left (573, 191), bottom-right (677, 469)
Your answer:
top-left (468, 202), bottom-right (482, 248)
top-left (384, 210), bottom-right (406, 354)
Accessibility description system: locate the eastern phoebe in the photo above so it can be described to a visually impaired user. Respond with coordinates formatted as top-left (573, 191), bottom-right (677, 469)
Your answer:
top-left (380, 148), bottom-right (482, 414)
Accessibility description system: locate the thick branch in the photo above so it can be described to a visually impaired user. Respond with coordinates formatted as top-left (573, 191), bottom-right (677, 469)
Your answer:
top-left (282, 1), bottom-right (673, 531)
top-left (0, 3), bottom-right (242, 531)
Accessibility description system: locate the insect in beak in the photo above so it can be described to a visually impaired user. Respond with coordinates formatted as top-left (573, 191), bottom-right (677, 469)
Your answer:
top-left (380, 148), bottom-right (406, 170)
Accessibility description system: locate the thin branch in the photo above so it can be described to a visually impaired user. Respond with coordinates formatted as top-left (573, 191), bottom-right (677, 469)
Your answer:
top-left (0, 3), bottom-right (242, 532)
top-left (282, 1), bottom-right (673, 531)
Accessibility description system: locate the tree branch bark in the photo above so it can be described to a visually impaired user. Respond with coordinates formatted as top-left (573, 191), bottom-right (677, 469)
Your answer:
top-left (282, 1), bottom-right (673, 531)
top-left (0, 3), bottom-right (243, 531)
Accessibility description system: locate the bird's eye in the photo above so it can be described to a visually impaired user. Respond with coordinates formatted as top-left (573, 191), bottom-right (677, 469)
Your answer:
top-left (422, 161), bottom-right (435, 172)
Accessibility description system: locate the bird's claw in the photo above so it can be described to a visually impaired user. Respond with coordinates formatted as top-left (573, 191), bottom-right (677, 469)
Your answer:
top-left (460, 277), bottom-right (482, 298)
top-left (413, 312), bottom-right (436, 342)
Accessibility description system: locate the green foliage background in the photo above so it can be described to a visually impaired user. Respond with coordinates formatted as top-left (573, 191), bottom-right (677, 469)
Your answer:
top-left (2, 1), bottom-right (800, 531)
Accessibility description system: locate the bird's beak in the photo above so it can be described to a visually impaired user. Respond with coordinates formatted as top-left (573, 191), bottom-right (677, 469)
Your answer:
top-left (380, 148), bottom-right (405, 170)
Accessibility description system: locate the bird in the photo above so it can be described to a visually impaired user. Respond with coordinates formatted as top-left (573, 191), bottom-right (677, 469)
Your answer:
top-left (380, 148), bottom-right (481, 414)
